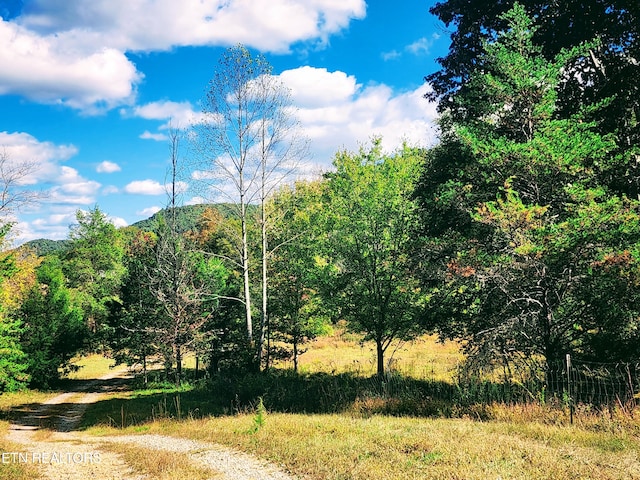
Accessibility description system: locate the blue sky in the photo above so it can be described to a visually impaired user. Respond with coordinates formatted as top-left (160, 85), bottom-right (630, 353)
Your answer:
top-left (0, 0), bottom-right (448, 245)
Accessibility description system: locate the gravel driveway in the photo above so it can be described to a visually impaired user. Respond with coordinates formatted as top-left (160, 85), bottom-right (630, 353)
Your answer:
top-left (4, 369), bottom-right (298, 480)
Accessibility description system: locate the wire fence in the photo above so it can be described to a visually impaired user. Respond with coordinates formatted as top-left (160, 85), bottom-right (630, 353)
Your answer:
top-left (550, 356), bottom-right (639, 408)
top-left (453, 355), bottom-right (640, 414)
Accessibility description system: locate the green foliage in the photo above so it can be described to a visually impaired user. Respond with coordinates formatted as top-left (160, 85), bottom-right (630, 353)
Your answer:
top-left (0, 316), bottom-right (29, 392)
top-left (267, 180), bottom-right (331, 370)
top-left (426, 0), bottom-right (640, 173)
top-left (322, 139), bottom-right (427, 376)
top-left (19, 256), bottom-right (88, 388)
top-left (63, 206), bottom-right (126, 339)
top-left (106, 229), bottom-right (162, 374)
top-left (131, 204), bottom-right (245, 234)
top-left (251, 397), bottom-right (266, 433)
top-left (22, 238), bottom-right (71, 257)
top-left (416, 5), bottom-right (640, 372)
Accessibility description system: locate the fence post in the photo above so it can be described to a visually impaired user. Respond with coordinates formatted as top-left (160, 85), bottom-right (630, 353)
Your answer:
top-left (566, 354), bottom-right (574, 425)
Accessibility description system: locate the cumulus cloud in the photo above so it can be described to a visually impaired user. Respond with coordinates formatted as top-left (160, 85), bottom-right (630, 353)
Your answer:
top-left (124, 179), bottom-right (165, 195)
top-left (277, 67), bottom-right (439, 163)
top-left (136, 206), bottom-right (162, 217)
top-left (1, 1), bottom-right (365, 112)
top-left (109, 215), bottom-right (128, 228)
top-left (124, 179), bottom-right (188, 196)
top-left (13, 212), bottom-right (75, 243)
top-left (18, 0), bottom-right (366, 53)
top-left (96, 160), bottom-right (121, 173)
top-left (47, 166), bottom-right (102, 205)
top-left (0, 132), bottom-right (113, 244)
top-left (132, 100), bottom-right (207, 136)
top-left (0, 19), bottom-right (141, 112)
top-left (0, 131), bottom-right (77, 184)
top-left (278, 67), bottom-right (358, 108)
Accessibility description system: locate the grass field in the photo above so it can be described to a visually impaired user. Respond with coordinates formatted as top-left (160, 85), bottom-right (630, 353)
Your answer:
top-left (3, 332), bottom-right (640, 479)
top-left (78, 332), bottom-right (640, 479)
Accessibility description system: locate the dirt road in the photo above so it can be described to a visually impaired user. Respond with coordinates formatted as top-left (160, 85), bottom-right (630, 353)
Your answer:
top-left (4, 369), bottom-right (297, 480)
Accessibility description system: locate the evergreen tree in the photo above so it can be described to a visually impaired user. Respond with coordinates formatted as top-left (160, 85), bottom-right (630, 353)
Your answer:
top-left (20, 256), bottom-right (87, 388)
top-left (63, 206), bottom-right (125, 340)
top-left (416, 4), bottom-right (640, 374)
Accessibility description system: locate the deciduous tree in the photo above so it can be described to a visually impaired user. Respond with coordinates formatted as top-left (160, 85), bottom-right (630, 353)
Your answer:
top-left (195, 44), bottom-right (307, 369)
top-left (323, 140), bottom-right (426, 377)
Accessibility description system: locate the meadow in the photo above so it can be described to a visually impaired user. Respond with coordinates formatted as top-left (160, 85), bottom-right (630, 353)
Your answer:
top-left (3, 330), bottom-right (640, 479)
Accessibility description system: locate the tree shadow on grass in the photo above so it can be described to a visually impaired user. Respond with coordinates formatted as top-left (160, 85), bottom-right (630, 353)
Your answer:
top-left (4, 369), bottom-right (532, 432)
top-left (74, 370), bottom-right (469, 430)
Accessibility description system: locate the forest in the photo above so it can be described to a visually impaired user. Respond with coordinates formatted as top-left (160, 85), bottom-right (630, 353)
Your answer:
top-left (1, 1), bottom-right (640, 409)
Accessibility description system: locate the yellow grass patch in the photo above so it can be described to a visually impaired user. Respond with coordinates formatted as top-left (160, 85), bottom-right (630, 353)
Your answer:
top-left (283, 328), bottom-right (463, 381)
top-left (100, 442), bottom-right (221, 480)
top-left (112, 412), bottom-right (640, 480)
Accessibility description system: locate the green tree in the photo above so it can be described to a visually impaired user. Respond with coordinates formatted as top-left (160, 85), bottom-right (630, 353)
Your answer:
top-left (267, 180), bottom-right (330, 371)
top-left (425, 0), bottom-right (640, 196)
top-left (0, 226), bottom-right (29, 391)
top-left (63, 206), bottom-right (125, 339)
top-left (106, 227), bottom-right (161, 385)
top-left (416, 4), bottom-right (640, 374)
top-left (323, 140), bottom-right (426, 377)
top-left (20, 256), bottom-right (87, 388)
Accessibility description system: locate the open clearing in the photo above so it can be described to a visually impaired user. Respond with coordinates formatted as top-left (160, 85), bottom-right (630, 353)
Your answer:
top-left (2, 364), bottom-right (296, 480)
top-left (3, 336), bottom-right (640, 479)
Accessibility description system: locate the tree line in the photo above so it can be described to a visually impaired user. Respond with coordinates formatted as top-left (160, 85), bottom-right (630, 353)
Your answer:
top-left (1, 2), bottom-right (639, 394)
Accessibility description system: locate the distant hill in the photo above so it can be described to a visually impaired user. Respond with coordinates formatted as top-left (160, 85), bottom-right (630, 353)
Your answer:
top-left (23, 238), bottom-right (71, 256)
top-left (22, 204), bottom-right (243, 256)
top-left (131, 203), bottom-right (241, 233)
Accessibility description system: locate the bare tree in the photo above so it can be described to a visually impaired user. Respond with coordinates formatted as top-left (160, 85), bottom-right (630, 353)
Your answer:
top-left (194, 45), bottom-right (308, 367)
top-left (147, 129), bottom-right (211, 384)
top-left (0, 150), bottom-right (43, 238)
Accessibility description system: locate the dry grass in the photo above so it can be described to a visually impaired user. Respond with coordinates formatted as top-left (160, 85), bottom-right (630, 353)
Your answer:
top-left (99, 442), bottom-right (220, 480)
top-left (0, 390), bottom-right (58, 412)
top-left (41, 335), bottom-right (640, 479)
top-left (63, 354), bottom-right (119, 380)
top-left (89, 410), bottom-right (640, 480)
top-left (281, 327), bottom-right (463, 382)
top-left (0, 421), bottom-right (40, 480)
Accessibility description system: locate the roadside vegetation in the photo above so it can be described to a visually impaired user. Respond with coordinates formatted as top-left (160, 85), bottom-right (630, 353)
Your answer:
top-left (73, 333), bottom-right (640, 480)
top-left (2, 2), bottom-right (640, 478)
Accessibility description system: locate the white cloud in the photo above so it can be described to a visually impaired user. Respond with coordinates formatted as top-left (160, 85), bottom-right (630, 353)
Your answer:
top-left (102, 185), bottom-right (120, 195)
top-left (124, 179), bottom-right (188, 196)
top-left (382, 34), bottom-right (442, 62)
top-left (13, 213), bottom-right (74, 244)
top-left (381, 50), bottom-right (401, 61)
top-left (136, 206), bottom-right (162, 217)
top-left (277, 67), bottom-right (439, 163)
top-left (133, 101), bottom-right (209, 140)
top-left (1, 1), bottom-right (366, 112)
top-left (124, 179), bottom-right (165, 195)
top-left (19, 0), bottom-right (366, 53)
top-left (279, 67), bottom-right (358, 108)
top-left (406, 36), bottom-right (439, 55)
top-left (109, 215), bottom-right (128, 228)
top-left (0, 19), bottom-right (141, 112)
top-left (185, 196), bottom-right (207, 206)
top-left (140, 131), bottom-right (169, 142)
top-left (133, 101), bottom-right (203, 125)
top-left (96, 160), bottom-right (121, 173)
top-left (0, 131), bottom-right (77, 184)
